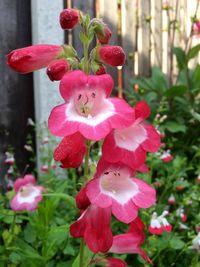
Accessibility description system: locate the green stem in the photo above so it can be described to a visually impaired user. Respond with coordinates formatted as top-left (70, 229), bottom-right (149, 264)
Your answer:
top-left (79, 238), bottom-right (85, 267)
top-left (10, 212), bottom-right (17, 236)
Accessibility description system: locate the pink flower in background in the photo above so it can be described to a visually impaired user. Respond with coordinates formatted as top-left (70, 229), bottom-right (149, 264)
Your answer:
top-left (160, 150), bottom-right (173, 162)
top-left (102, 101), bottom-right (160, 170)
top-left (109, 217), bottom-right (153, 265)
top-left (148, 211), bottom-right (172, 235)
top-left (97, 45), bottom-right (126, 67)
top-left (59, 8), bottom-right (80, 30)
top-left (40, 165), bottom-right (49, 172)
top-left (168, 194), bottom-right (176, 205)
top-left (53, 132), bottom-right (86, 168)
top-left (95, 257), bottom-right (127, 267)
top-left (46, 59), bottom-right (70, 81)
top-left (70, 204), bottom-right (113, 253)
top-left (192, 21), bottom-right (200, 38)
top-left (4, 152), bottom-right (15, 165)
top-left (10, 175), bottom-right (44, 212)
top-left (86, 160), bottom-right (156, 223)
top-left (196, 174), bottom-right (200, 183)
top-left (7, 44), bottom-right (64, 73)
top-left (48, 70), bottom-right (134, 141)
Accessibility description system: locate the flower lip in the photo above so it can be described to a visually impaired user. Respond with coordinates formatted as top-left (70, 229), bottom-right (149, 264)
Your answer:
top-left (100, 168), bottom-right (139, 205)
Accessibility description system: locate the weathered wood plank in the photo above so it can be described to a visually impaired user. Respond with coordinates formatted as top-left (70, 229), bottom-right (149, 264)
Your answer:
top-left (121, 0), bottom-right (137, 88)
top-left (151, 0), bottom-right (162, 68)
top-left (138, 0), bottom-right (151, 76)
top-left (98, 0), bottom-right (118, 86)
top-left (0, 0), bottom-right (34, 184)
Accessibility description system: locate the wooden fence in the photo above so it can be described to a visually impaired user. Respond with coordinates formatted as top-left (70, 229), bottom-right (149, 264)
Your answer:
top-left (66, 0), bottom-right (200, 90)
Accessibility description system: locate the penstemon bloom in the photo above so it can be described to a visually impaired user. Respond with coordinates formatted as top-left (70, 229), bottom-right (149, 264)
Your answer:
top-left (86, 160), bottom-right (156, 223)
top-left (48, 70), bottom-right (134, 141)
top-left (70, 204), bottom-right (113, 253)
top-left (102, 101), bottom-right (160, 169)
top-left (148, 211), bottom-right (172, 235)
top-left (7, 44), bottom-right (64, 73)
top-left (10, 175), bottom-right (44, 212)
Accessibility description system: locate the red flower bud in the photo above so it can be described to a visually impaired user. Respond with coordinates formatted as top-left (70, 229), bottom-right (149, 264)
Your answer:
top-left (96, 25), bottom-right (112, 44)
top-left (75, 186), bottom-right (90, 210)
top-left (97, 45), bottom-right (126, 67)
top-left (7, 44), bottom-right (63, 73)
top-left (95, 65), bottom-right (107, 75)
top-left (46, 59), bottom-right (70, 81)
top-left (59, 8), bottom-right (79, 30)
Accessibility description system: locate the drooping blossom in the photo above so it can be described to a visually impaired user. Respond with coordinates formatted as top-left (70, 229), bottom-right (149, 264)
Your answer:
top-left (109, 217), bottom-right (153, 265)
top-left (70, 204), bottom-right (113, 253)
top-left (40, 165), bottom-right (49, 172)
top-left (94, 257), bottom-right (127, 267)
top-left (96, 45), bottom-right (126, 67)
top-left (176, 207), bottom-right (187, 222)
top-left (93, 20), bottom-right (112, 44)
top-left (53, 132), bottom-right (86, 168)
top-left (59, 8), bottom-right (80, 30)
top-left (7, 44), bottom-right (64, 73)
top-left (189, 232), bottom-right (200, 252)
top-left (148, 211), bottom-right (172, 235)
top-left (168, 194), bottom-right (176, 205)
top-left (10, 175), bottom-right (44, 212)
top-left (102, 101), bottom-right (160, 170)
top-left (4, 152), bottom-right (15, 165)
top-left (48, 70), bottom-right (134, 141)
top-left (86, 160), bottom-right (156, 223)
top-left (160, 150), bottom-right (173, 162)
top-left (46, 59), bottom-right (70, 81)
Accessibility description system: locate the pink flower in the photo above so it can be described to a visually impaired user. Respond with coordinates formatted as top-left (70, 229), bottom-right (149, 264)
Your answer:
top-left (46, 59), bottom-right (70, 81)
top-left (148, 211), bottom-right (172, 235)
top-left (4, 152), bottom-right (15, 165)
top-left (168, 194), bottom-right (176, 205)
top-left (10, 175), bottom-right (44, 212)
top-left (86, 160), bottom-right (156, 223)
top-left (70, 204), bottom-right (113, 253)
top-left (95, 257), bottom-right (127, 267)
top-left (94, 20), bottom-right (112, 44)
top-left (97, 45), bottom-right (126, 67)
top-left (48, 70), bottom-right (134, 141)
top-left (59, 8), bottom-right (80, 30)
top-left (53, 132), bottom-right (86, 168)
top-left (109, 217), bottom-right (153, 265)
top-left (102, 101), bottom-right (160, 170)
top-left (40, 165), bottom-right (49, 172)
top-left (7, 44), bottom-right (64, 73)
top-left (192, 21), bottom-right (200, 37)
top-left (160, 150), bottom-right (173, 162)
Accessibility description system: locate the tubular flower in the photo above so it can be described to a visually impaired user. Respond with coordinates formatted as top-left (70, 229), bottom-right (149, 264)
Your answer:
top-left (70, 204), bottom-right (113, 253)
top-left (10, 175), bottom-right (44, 212)
top-left (59, 8), bottom-right (79, 30)
top-left (102, 101), bottom-right (160, 169)
top-left (168, 194), bottom-right (176, 205)
top-left (109, 217), bottom-right (153, 265)
top-left (48, 70), bottom-right (134, 141)
top-left (95, 257), bottom-right (127, 267)
top-left (46, 59), bottom-right (70, 81)
top-left (7, 44), bottom-right (64, 73)
top-left (97, 45), bottom-right (126, 67)
top-left (148, 211), bottom-right (172, 235)
top-left (53, 132), bottom-right (86, 168)
top-left (86, 160), bottom-right (156, 223)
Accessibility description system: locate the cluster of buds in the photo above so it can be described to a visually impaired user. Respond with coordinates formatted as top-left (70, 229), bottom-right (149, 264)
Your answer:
top-left (7, 7), bottom-right (162, 266)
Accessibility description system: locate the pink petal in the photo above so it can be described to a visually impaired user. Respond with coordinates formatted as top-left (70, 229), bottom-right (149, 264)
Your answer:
top-left (14, 175), bottom-right (36, 192)
top-left (142, 124), bottom-right (161, 152)
top-left (48, 103), bottom-right (79, 136)
top-left (134, 101), bottom-right (150, 120)
top-left (112, 199), bottom-right (138, 223)
top-left (132, 178), bottom-right (156, 208)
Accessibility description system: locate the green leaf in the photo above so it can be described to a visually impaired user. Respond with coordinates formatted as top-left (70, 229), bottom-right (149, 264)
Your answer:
top-left (165, 85), bottom-right (187, 97)
top-left (79, 32), bottom-right (88, 44)
top-left (172, 47), bottom-right (187, 70)
top-left (190, 109), bottom-right (200, 122)
top-left (187, 44), bottom-right (200, 61)
top-left (169, 236), bottom-right (185, 250)
top-left (164, 121), bottom-right (186, 133)
top-left (72, 246), bottom-right (93, 267)
top-left (152, 67), bottom-right (168, 91)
